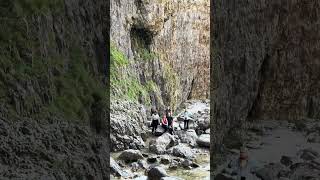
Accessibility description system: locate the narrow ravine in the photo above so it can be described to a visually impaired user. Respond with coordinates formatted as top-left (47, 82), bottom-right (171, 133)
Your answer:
top-left (110, 100), bottom-right (210, 179)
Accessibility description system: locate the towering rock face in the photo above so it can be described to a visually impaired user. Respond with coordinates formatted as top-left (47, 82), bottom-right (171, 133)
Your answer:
top-left (111, 0), bottom-right (209, 109)
top-left (0, 1), bottom-right (109, 179)
top-left (0, 0), bottom-right (108, 124)
top-left (212, 0), bottom-right (320, 147)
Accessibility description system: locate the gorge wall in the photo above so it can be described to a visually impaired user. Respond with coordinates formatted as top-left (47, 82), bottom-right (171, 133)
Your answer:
top-left (111, 0), bottom-right (210, 110)
top-left (212, 0), bottom-right (320, 149)
top-left (0, 0), bottom-right (108, 124)
top-left (0, 1), bottom-right (109, 179)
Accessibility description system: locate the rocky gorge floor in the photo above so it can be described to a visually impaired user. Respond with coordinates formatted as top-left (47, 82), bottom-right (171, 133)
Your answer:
top-left (110, 100), bottom-right (210, 180)
top-left (213, 119), bottom-right (320, 180)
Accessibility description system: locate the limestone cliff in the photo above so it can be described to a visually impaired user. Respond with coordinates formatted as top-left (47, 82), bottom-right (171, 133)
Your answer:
top-left (111, 0), bottom-right (210, 110)
top-left (0, 1), bottom-right (109, 179)
top-left (212, 0), bottom-right (320, 149)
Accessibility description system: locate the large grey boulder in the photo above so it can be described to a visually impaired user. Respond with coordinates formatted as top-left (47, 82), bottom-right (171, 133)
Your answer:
top-left (118, 149), bottom-right (144, 162)
top-left (110, 100), bottom-right (148, 151)
top-left (149, 133), bottom-right (177, 154)
top-left (197, 134), bottom-right (210, 148)
top-left (171, 144), bottom-right (195, 159)
top-left (176, 129), bottom-right (198, 146)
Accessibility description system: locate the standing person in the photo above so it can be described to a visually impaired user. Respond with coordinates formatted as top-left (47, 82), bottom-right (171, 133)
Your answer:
top-left (183, 108), bottom-right (190, 130)
top-left (161, 114), bottom-right (168, 133)
top-left (151, 111), bottom-right (160, 134)
top-left (237, 146), bottom-right (250, 180)
top-left (151, 106), bottom-right (156, 116)
top-left (165, 106), bottom-right (172, 117)
top-left (167, 111), bottom-right (174, 134)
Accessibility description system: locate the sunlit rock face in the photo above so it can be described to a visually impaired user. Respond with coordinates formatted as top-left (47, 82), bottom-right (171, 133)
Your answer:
top-left (111, 0), bottom-right (210, 109)
top-left (212, 0), bottom-right (320, 148)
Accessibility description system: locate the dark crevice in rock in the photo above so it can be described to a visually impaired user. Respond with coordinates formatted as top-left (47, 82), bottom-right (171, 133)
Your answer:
top-left (247, 53), bottom-right (270, 121)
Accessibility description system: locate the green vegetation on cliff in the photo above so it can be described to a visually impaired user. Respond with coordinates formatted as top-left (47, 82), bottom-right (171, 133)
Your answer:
top-left (110, 44), bottom-right (162, 105)
top-left (0, 1), bottom-right (107, 123)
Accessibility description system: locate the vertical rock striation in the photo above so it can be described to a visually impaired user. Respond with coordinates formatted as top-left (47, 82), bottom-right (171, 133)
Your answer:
top-left (111, 0), bottom-right (210, 109)
top-left (212, 0), bottom-right (320, 149)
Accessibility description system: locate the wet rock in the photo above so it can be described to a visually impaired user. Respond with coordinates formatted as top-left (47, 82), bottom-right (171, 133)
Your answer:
top-left (280, 156), bottom-right (293, 166)
top-left (254, 163), bottom-right (285, 180)
top-left (176, 129), bottom-right (198, 146)
top-left (147, 166), bottom-right (168, 180)
top-left (110, 157), bottom-right (132, 178)
top-left (214, 173), bottom-right (235, 180)
top-left (160, 155), bottom-right (171, 165)
top-left (138, 160), bottom-right (148, 169)
top-left (182, 159), bottom-right (192, 168)
top-left (155, 125), bottom-right (166, 136)
top-left (118, 149), bottom-right (144, 162)
top-left (149, 133), bottom-right (176, 154)
top-left (197, 134), bottom-right (210, 148)
top-left (147, 156), bottom-right (158, 163)
top-left (191, 163), bottom-right (200, 168)
top-left (131, 162), bottom-right (141, 171)
top-left (298, 148), bottom-right (319, 161)
top-left (172, 144), bottom-right (195, 159)
top-left (307, 132), bottom-right (320, 143)
top-left (197, 117), bottom-right (210, 131)
top-left (289, 162), bottom-right (320, 180)
top-left (169, 160), bottom-right (179, 170)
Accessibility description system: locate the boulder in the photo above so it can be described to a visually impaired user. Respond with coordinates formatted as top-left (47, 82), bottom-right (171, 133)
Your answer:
top-left (307, 132), bottom-right (320, 143)
top-left (254, 163), bottom-right (285, 180)
top-left (289, 162), bottom-right (320, 180)
top-left (155, 125), bottom-right (166, 136)
top-left (110, 157), bottom-right (132, 178)
top-left (150, 133), bottom-right (176, 154)
top-left (147, 156), bottom-right (158, 163)
top-left (197, 118), bottom-right (210, 131)
top-left (298, 148), bottom-right (319, 161)
top-left (160, 155), bottom-right (171, 165)
top-left (196, 134), bottom-right (210, 148)
top-left (176, 129), bottom-right (198, 146)
top-left (147, 166), bottom-right (168, 180)
top-left (138, 160), bottom-right (148, 169)
top-left (280, 156), bottom-right (293, 167)
top-left (110, 101), bottom-right (148, 151)
top-left (118, 149), bottom-right (144, 162)
top-left (182, 159), bottom-right (192, 168)
top-left (172, 144), bottom-right (195, 159)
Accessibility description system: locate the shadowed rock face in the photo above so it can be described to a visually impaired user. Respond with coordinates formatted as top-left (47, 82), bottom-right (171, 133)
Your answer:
top-left (211, 0), bottom-right (320, 149)
top-left (0, 0), bottom-right (109, 178)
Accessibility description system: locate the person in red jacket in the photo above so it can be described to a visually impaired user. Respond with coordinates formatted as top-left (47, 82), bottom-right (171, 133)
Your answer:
top-left (161, 114), bottom-right (168, 132)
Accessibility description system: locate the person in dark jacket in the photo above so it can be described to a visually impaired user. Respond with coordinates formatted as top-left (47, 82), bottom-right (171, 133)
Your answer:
top-left (165, 106), bottom-right (172, 117)
top-left (167, 111), bottom-right (174, 134)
